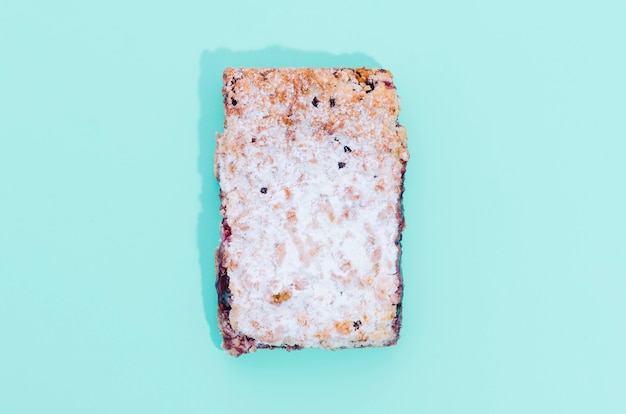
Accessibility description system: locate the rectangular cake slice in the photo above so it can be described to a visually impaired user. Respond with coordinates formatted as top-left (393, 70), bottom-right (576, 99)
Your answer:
top-left (215, 67), bottom-right (408, 356)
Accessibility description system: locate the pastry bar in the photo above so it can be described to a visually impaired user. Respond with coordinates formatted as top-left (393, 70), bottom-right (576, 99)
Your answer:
top-left (215, 67), bottom-right (409, 356)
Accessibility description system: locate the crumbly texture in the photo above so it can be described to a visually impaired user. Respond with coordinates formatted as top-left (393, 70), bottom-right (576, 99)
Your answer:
top-left (215, 67), bottom-right (408, 356)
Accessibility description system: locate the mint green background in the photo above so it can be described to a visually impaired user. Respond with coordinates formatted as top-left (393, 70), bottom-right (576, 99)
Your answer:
top-left (1, 1), bottom-right (625, 413)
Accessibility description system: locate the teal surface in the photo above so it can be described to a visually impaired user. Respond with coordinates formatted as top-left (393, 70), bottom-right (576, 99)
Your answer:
top-left (1, 1), bottom-right (625, 413)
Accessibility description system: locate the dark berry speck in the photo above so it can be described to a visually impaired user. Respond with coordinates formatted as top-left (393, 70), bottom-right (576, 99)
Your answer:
top-left (231, 97), bottom-right (237, 106)
top-left (260, 187), bottom-right (267, 194)
top-left (344, 146), bottom-right (351, 153)
top-left (329, 98), bottom-right (336, 107)
top-left (338, 162), bottom-right (346, 169)
top-left (312, 96), bottom-right (319, 107)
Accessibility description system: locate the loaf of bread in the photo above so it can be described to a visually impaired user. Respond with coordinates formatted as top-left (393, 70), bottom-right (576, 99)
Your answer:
top-left (215, 67), bottom-right (408, 356)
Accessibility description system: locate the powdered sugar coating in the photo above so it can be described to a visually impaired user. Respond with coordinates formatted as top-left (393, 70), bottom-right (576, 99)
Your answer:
top-left (215, 68), bottom-right (408, 356)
